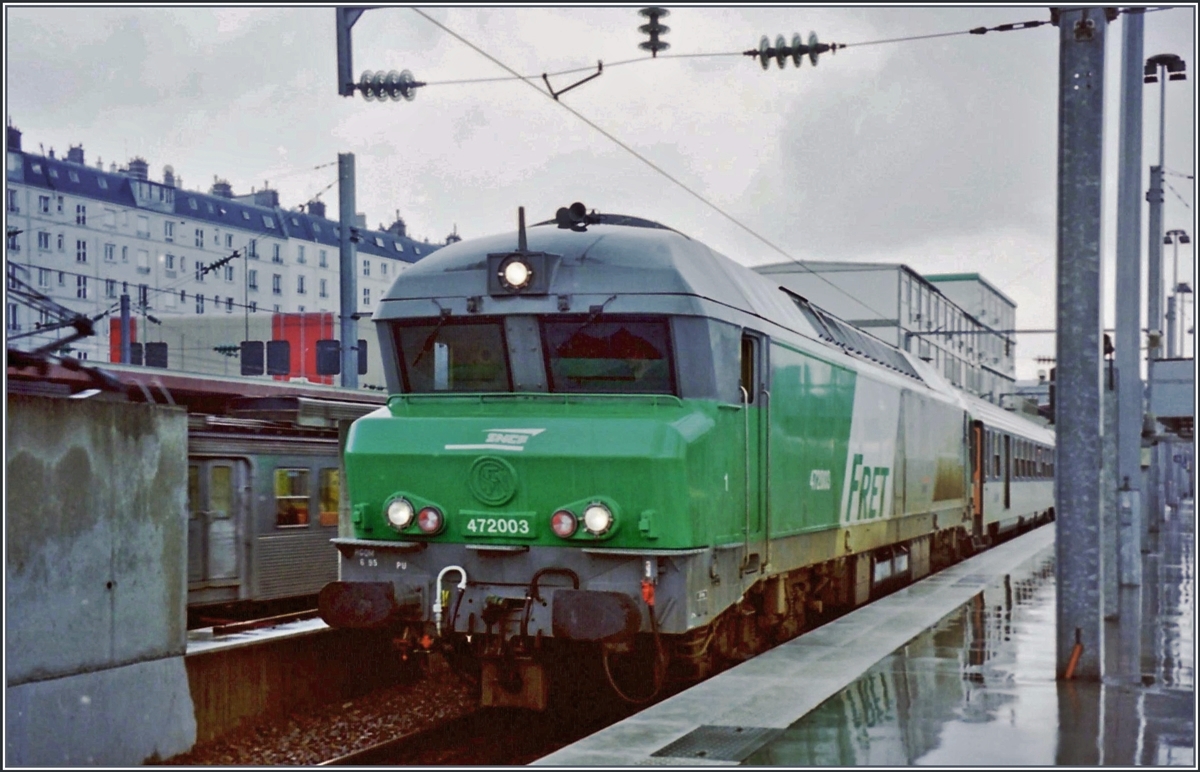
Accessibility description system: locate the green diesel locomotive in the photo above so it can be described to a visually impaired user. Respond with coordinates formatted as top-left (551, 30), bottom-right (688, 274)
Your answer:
top-left (318, 205), bottom-right (1055, 709)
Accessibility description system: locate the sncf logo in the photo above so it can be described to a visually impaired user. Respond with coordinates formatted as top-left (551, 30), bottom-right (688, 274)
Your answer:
top-left (445, 428), bottom-right (545, 452)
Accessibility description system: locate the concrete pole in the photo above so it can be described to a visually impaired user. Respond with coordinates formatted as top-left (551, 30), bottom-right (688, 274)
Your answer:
top-left (120, 293), bottom-right (131, 365)
top-left (338, 153), bottom-right (358, 389)
top-left (1054, 6), bottom-right (1107, 682)
top-left (1114, 8), bottom-right (1144, 587)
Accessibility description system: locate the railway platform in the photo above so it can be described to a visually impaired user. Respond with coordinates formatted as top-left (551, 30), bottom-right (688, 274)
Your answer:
top-left (535, 500), bottom-right (1194, 766)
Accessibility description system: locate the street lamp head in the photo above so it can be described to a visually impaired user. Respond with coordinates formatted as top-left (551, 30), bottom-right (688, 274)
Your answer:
top-left (1145, 53), bottom-right (1187, 83)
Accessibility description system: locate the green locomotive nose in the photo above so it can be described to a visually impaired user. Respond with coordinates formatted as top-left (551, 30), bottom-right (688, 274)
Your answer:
top-left (344, 397), bottom-right (719, 549)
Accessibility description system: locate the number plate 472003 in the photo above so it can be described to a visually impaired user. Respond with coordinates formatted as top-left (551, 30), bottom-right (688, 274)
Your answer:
top-left (459, 511), bottom-right (537, 539)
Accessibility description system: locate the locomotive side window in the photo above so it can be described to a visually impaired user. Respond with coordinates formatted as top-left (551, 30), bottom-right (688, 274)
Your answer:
top-left (275, 468), bottom-right (310, 527)
top-left (740, 335), bottom-right (756, 404)
top-left (541, 316), bottom-right (674, 395)
top-left (395, 318), bottom-right (511, 393)
top-left (319, 468), bottom-right (340, 527)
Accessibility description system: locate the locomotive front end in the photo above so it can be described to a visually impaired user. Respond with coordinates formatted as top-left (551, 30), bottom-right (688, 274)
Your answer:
top-left (319, 211), bottom-right (741, 708)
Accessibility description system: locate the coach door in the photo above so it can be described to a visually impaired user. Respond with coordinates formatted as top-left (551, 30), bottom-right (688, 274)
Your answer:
top-left (188, 459), bottom-right (246, 597)
top-left (739, 331), bottom-right (769, 574)
top-left (969, 420), bottom-right (985, 540)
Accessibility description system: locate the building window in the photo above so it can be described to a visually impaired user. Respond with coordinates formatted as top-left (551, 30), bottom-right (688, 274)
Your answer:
top-left (225, 233), bottom-right (233, 248)
top-left (297, 245), bottom-right (306, 264)
top-left (381, 261), bottom-right (388, 277)
top-left (272, 243), bottom-right (282, 263)
top-left (319, 249), bottom-right (327, 268)
top-left (297, 275), bottom-right (306, 294)
top-left (393, 241), bottom-right (404, 253)
top-left (68, 170), bottom-right (79, 183)
top-left (249, 301), bottom-right (257, 313)
top-left (248, 269), bottom-right (258, 290)
top-left (38, 268), bottom-right (49, 287)
top-left (196, 294), bottom-right (205, 314)
top-left (195, 262), bottom-right (205, 282)
top-left (138, 284), bottom-right (148, 308)
top-left (319, 278), bottom-right (327, 298)
top-left (57, 233), bottom-right (64, 251)
top-left (165, 254), bottom-right (175, 271)
top-left (106, 279), bottom-right (116, 298)
top-left (297, 305), bottom-right (305, 313)
top-left (38, 231), bottom-right (51, 251)
top-left (195, 228), bottom-right (204, 248)
top-left (76, 239), bottom-right (87, 262)
top-left (56, 195), bottom-right (64, 213)
top-left (363, 287), bottom-right (370, 306)
top-left (76, 275), bottom-right (87, 299)
top-left (75, 203), bottom-right (86, 225)
top-left (137, 249), bottom-right (149, 274)
top-left (164, 221), bottom-right (174, 241)
top-left (362, 259), bottom-right (370, 277)
top-left (104, 243), bottom-right (115, 262)
top-left (222, 264), bottom-right (232, 282)
top-left (273, 304), bottom-right (280, 313)
top-left (7, 303), bottom-right (19, 332)
top-left (38, 195), bottom-right (50, 214)
top-left (248, 239), bottom-right (257, 258)
top-left (272, 274), bottom-right (282, 295)
top-left (135, 215), bottom-right (149, 237)
top-left (121, 245), bottom-right (128, 262)
top-left (263, 215), bottom-right (275, 229)
top-left (180, 290), bottom-right (187, 305)
top-left (7, 188), bottom-right (18, 212)
top-left (226, 297), bottom-right (233, 313)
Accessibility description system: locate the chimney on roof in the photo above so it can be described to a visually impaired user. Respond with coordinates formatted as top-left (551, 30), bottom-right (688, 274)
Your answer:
top-left (210, 176), bottom-right (234, 198)
top-left (48, 148), bottom-right (55, 159)
top-left (386, 210), bottom-right (408, 238)
top-left (306, 199), bottom-right (326, 219)
top-left (96, 156), bottom-right (103, 169)
top-left (126, 157), bottom-right (149, 180)
top-left (163, 165), bottom-right (175, 187)
top-left (354, 213), bottom-right (367, 229)
top-left (6, 125), bottom-right (22, 152)
top-left (67, 144), bottom-right (85, 165)
top-left (445, 224), bottom-right (461, 244)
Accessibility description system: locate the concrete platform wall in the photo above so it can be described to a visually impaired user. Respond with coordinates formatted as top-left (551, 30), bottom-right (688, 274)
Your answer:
top-left (5, 394), bottom-right (195, 765)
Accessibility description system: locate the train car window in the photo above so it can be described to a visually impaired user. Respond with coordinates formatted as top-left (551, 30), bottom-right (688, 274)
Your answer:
top-left (740, 335), bottom-right (755, 404)
top-left (541, 316), bottom-right (674, 395)
top-left (275, 468), bottom-right (310, 527)
top-left (395, 318), bottom-right (511, 393)
top-left (210, 466), bottom-right (233, 517)
top-left (319, 468), bottom-right (339, 527)
top-left (993, 435), bottom-right (1001, 478)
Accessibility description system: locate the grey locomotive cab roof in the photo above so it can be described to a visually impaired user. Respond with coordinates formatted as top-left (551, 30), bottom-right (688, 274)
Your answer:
top-left (374, 218), bottom-right (823, 340)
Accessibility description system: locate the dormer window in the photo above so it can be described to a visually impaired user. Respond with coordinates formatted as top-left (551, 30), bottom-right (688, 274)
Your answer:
top-left (189, 198), bottom-right (198, 210)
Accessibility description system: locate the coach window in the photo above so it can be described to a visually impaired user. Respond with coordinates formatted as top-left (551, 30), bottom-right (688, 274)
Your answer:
top-left (319, 468), bottom-right (340, 527)
top-left (275, 468), bottom-right (310, 527)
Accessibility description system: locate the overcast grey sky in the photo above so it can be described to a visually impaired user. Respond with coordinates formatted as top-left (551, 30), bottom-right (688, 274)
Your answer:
top-left (6, 5), bottom-right (1196, 378)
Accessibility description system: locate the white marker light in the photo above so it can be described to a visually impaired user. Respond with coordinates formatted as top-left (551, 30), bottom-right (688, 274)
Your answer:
top-left (386, 498), bottom-right (415, 530)
top-left (502, 259), bottom-right (532, 289)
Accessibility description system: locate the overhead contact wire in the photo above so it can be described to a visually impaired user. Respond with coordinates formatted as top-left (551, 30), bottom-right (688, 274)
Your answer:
top-left (411, 8), bottom-right (889, 322)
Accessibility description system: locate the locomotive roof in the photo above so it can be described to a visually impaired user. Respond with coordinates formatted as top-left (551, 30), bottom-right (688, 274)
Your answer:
top-left (376, 220), bottom-right (825, 339)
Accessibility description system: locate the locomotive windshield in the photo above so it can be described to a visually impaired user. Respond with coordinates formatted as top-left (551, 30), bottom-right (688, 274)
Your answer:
top-left (396, 319), bottom-right (512, 392)
top-left (392, 314), bottom-right (675, 395)
top-left (542, 316), bottom-right (674, 395)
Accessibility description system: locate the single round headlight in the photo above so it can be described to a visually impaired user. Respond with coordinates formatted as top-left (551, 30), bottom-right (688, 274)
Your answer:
top-left (551, 509), bottom-right (578, 538)
top-left (582, 502), bottom-right (613, 535)
top-left (386, 498), bottom-right (415, 530)
top-left (417, 506), bottom-right (444, 534)
top-left (501, 258), bottom-right (532, 289)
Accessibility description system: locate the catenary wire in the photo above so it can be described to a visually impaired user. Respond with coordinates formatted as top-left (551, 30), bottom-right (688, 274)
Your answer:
top-left (1164, 180), bottom-right (1192, 210)
top-left (411, 8), bottom-right (891, 323)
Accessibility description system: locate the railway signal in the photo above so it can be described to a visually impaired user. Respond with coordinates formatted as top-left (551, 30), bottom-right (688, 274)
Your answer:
top-left (744, 31), bottom-right (843, 70)
top-left (638, 7), bottom-right (670, 57)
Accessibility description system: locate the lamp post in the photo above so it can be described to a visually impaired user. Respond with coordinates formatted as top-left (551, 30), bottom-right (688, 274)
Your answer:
top-left (1179, 282), bottom-right (1193, 357)
top-left (1164, 229), bottom-right (1191, 357)
top-left (1143, 54), bottom-right (1187, 362)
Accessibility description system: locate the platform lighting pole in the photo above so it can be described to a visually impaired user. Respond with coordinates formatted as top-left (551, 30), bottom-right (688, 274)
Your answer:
top-left (338, 153), bottom-right (358, 389)
top-left (1053, 6), bottom-right (1110, 682)
top-left (119, 293), bottom-right (131, 364)
top-left (1115, 8), bottom-right (1144, 589)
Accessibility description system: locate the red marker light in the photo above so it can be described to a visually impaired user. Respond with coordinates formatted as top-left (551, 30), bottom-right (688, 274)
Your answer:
top-left (551, 510), bottom-right (577, 538)
top-left (417, 507), bottom-right (443, 534)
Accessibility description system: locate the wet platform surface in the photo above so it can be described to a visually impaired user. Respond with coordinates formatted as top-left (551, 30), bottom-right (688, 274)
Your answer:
top-left (750, 500), bottom-right (1195, 766)
top-left (535, 501), bottom-right (1194, 766)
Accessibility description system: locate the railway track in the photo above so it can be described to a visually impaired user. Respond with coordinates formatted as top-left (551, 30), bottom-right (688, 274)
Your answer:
top-left (319, 706), bottom-right (611, 766)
